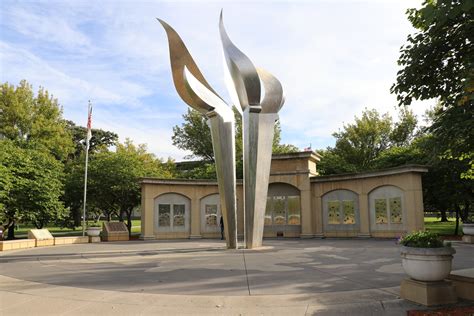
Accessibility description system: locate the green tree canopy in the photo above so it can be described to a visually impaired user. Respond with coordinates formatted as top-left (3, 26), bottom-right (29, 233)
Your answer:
top-left (391, 0), bottom-right (474, 179)
top-left (318, 107), bottom-right (418, 174)
top-left (172, 108), bottom-right (298, 178)
top-left (0, 80), bottom-right (74, 161)
top-left (0, 140), bottom-right (66, 239)
top-left (64, 139), bottom-right (175, 233)
top-left (65, 120), bottom-right (118, 159)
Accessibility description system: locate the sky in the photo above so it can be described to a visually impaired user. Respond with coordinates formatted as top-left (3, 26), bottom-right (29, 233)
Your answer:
top-left (0, 0), bottom-right (433, 161)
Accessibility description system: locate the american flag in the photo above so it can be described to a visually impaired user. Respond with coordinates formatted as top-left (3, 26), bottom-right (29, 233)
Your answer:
top-left (86, 101), bottom-right (92, 150)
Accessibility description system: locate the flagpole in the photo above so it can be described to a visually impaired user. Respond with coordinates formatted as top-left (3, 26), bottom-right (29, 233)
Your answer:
top-left (82, 101), bottom-right (92, 237)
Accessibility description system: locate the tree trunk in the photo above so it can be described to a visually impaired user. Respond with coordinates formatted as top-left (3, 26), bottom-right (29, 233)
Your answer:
top-left (73, 209), bottom-right (81, 227)
top-left (126, 210), bottom-right (132, 238)
top-left (440, 210), bottom-right (448, 222)
top-left (7, 220), bottom-right (15, 240)
top-left (454, 205), bottom-right (460, 236)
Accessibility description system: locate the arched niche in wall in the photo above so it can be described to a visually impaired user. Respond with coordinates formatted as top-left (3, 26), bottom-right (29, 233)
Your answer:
top-left (200, 193), bottom-right (221, 233)
top-left (265, 182), bottom-right (301, 233)
top-left (369, 185), bottom-right (405, 231)
top-left (322, 189), bottom-right (360, 232)
top-left (154, 193), bottom-right (190, 233)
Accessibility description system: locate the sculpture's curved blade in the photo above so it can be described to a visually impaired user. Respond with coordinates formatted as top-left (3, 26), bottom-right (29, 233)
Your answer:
top-left (219, 11), bottom-right (261, 110)
top-left (184, 67), bottom-right (233, 122)
top-left (257, 68), bottom-right (285, 113)
top-left (158, 18), bottom-right (224, 114)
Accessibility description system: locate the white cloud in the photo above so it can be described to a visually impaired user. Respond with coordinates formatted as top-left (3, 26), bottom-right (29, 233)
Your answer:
top-left (0, 0), bottom-right (433, 159)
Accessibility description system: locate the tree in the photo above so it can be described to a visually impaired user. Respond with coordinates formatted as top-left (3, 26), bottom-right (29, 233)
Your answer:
top-left (65, 120), bottom-right (118, 159)
top-left (0, 140), bottom-right (66, 239)
top-left (84, 140), bottom-right (174, 235)
top-left (0, 80), bottom-right (74, 161)
top-left (391, 0), bottom-right (474, 179)
top-left (172, 108), bottom-right (298, 178)
top-left (172, 109), bottom-right (214, 161)
top-left (318, 107), bottom-right (418, 174)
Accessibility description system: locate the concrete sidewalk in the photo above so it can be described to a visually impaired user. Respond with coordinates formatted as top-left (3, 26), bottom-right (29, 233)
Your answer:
top-left (1, 239), bottom-right (472, 315)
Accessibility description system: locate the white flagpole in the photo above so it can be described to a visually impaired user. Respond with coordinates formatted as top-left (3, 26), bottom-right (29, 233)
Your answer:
top-left (82, 101), bottom-right (92, 237)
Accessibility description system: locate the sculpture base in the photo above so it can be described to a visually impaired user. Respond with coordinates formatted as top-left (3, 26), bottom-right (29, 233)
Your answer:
top-left (400, 278), bottom-right (457, 306)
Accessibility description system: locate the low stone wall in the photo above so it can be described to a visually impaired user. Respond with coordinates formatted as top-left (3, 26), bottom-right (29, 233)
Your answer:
top-left (35, 239), bottom-right (54, 247)
top-left (448, 268), bottom-right (474, 301)
top-left (54, 236), bottom-right (89, 245)
top-left (0, 239), bottom-right (36, 251)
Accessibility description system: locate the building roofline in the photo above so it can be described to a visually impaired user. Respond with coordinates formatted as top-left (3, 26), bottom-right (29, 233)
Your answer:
top-left (272, 151), bottom-right (321, 161)
top-left (140, 178), bottom-right (245, 185)
top-left (310, 164), bottom-right (428, 183)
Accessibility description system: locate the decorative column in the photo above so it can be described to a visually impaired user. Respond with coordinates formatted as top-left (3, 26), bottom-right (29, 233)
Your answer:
top-left (358, 193), bottom-right (371, 237)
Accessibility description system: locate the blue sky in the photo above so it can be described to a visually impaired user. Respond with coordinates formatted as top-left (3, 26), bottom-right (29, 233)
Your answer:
top-left (0, 0), bottom-right (432, 160)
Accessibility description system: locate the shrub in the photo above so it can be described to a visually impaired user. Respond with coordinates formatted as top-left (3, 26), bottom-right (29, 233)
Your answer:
top-left (398, 231), bottom-right (446, 248)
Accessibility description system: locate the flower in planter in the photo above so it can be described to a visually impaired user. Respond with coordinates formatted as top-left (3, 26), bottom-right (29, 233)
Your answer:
top-left (398, 231), bottom-right (446, 248)
top-left (399, 230), bottom-right (455, 282)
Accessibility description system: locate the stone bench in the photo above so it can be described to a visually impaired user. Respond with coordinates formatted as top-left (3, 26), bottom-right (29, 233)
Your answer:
top-left (0, 239), bottom-right (36, 251)
top-left (448, 268), bottom-right (474, 301)
top-left (54, 236), bottom-right (89, 245)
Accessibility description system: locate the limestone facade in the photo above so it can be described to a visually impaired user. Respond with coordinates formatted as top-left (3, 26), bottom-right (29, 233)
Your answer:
top-left (140, 152), bottom-right (427, 240)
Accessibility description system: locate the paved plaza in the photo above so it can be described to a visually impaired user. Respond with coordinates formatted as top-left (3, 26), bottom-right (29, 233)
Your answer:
top-left (0, 239), bottom-right (473, 315)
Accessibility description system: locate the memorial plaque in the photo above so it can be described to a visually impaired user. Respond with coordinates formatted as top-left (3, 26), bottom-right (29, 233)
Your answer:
top-left (390, 197), bottom-right (403, 224)
top-left (342, 200), bottom-right (355, 224)
top-left (328, 200), bottom-right (341, 224)
top-left (105, 222), bottom-right (128, 232)
top-left (28, 229), bottom-right (54, 240)
top-left (375, 199), bottom-right (388, 224)
top-left (102, 222), bottom-right (129, 241)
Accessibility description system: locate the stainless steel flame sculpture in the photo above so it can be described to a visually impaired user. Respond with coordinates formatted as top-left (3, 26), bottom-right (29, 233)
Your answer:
top-left (159, 12), bottom-right (284, 249)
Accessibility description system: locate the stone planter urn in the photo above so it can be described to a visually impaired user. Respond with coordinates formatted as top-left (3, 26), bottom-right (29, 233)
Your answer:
top-left (86, 227), bottom-right (101, 237)
top-left (400, 246), bottom-right (456, 281)
top-left (462, 223), bottom-right (474, 235)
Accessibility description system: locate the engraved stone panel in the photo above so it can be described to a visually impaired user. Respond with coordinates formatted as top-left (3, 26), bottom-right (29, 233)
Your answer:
top-left (28, 229), bottom-right (54, 241)
top-left (205, 204), bottom-right (218, 227)
top-left (173, 204), bottom-right (185, 227)
top-left (273, 197), bottom-right (286, 225)
top-left (287, 196), bottom-right (301, 225)
top-left (369, 185), bottom-right (405, 231)
top-left (265, 197), bottom-right (273, 226)
top-left (390, 197), bottom-right (403, 224)
top-left (159, 204), bottom-right (171, 227)
top-left (343, 200), bottom-right (355, 224)
top-left (375, 199), bottom-right (388, 224)
top-left (106, 222), bottom-right (128, 232)
top-left (328, 200), bottom-right (341, 224)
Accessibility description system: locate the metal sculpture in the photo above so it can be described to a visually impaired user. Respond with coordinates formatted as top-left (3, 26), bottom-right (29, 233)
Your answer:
top-left (158, 12), bottom-right (284, 249)
top-left (158, 19), bottom-right (238, 249)
top-left (219, 13), bottom-right (284, 249)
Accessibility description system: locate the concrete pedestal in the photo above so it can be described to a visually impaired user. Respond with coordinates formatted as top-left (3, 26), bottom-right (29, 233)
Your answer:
top-left (462, 235), bottom-right (474, 243)
top-left (89, 236), bottom-right (101, 243)
top-left (400, 278), bottom-right (457, 306)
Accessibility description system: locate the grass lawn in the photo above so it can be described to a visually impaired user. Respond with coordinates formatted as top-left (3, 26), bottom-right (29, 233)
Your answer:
top-left (13, 219), bottom-right (141, 238)
top-left (424, 217), bottom-right (463, 236)
top-left (10, 217), bottom-right (464, 238)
